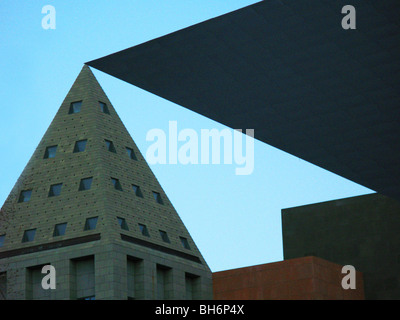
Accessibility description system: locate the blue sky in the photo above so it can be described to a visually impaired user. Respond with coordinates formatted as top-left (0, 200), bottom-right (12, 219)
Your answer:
top-left (0, 1), bottom-right (373, 272)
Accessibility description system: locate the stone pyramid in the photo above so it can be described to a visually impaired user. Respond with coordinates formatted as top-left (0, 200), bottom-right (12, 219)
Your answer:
top-left (0, 65), bottom-right (212, 300)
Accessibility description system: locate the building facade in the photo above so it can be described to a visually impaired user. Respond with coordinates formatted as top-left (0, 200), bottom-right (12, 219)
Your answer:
top-left (0, 65), bottom-right (212, 300)
top-left (282, 193), bottom-right (400, 300)
top-left (213, 256), bottom-right (364, 300)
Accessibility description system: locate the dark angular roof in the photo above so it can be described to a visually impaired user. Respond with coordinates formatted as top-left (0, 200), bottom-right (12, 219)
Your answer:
top-left (87, 0), bottom-right (400, 202)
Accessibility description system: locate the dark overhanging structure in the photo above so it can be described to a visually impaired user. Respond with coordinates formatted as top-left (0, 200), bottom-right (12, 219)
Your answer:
top-left (87, 0), bottom-right (400, 203)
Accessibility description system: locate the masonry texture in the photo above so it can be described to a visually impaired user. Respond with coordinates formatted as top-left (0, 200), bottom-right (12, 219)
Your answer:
top-left (0, 65), bottom-right (212, 300)
top-left (213, 256), bottom-right (364, 300)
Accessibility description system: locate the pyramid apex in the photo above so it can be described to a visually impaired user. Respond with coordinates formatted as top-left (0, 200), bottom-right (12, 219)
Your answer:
top-left (61, 64), bottom-right (108, 107)
top-left (77, 64), bottom-right (96, 78)
top-left (81, 64), bottom-right (93, 73)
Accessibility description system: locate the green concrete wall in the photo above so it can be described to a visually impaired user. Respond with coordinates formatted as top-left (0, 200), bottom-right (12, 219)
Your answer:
top-left (282, 193), bottom-right (400, 300)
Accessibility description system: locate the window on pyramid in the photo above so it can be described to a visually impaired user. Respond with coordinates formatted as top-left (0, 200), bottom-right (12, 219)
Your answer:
top-left (0, 235), bottom-right (5, 247)
top-left (126, 147), bottom-right (137, 160)
top-left (152, 191), bottom-right (163, 204)
top-left (138, 224), bottom-right (150, 237)
top-left (117, 217), bottom-right (129, 231)
top-left (84, 217), bottom-right (98, 231)
top-left (111, 178), bottom-right (123, 191)
top-left (22, 229), bottom-right (36, 243)
top-left (99, 101), bottom-right (110, 114)
top-left (48, 183), bottom-right (62, 197)
top-left (105, 139), bottom-right (117, 153)
top-left (69, 101), bottom-right (82, 114)
top-left (44, 145), bottom-right (57, 159)
top-left (73, 139), bottom-right (87, 153)
top-left (159, 230), bottom-right (170, 243)
top-left (53, 223), bottom-right (67, 237)
top-left (18, 190), bottom-right (32, 203)
top-left (79, 177), bottom-right (93, 191)
top-left (132, 184), bottom-right (143, 197)
top-left (180, 237), bottom-right (191, 250)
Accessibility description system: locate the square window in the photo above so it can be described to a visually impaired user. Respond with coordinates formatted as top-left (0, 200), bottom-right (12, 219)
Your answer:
top-left (79, 177), bottom-right (93, 191)
top-left (152, 191), bottom-right (163, 204)
top-left (48, 183), bottom-right (62, 197)
top-left (18, 190), bottom-right (32, 203)
top-left (132, 184), bottom-right (143, 197)
top-left (44, 145), bottom-right (57, 159)
top-left (117, 217), bottom-right (129, 231)
top-left (105, 140), bottom-right (116, 153)
top-left (53, 223), bottom-right (67, 237)
top-left (126, 147), bottom-right (137, 160)
top-left (159, 230), bottom-right (170, 243)
top-left (99, 102), bottom-right (110, 114)
top-left (0, 235), bottom-right (5, 247)
top-left (138, 224), bottom-right (150, 237)
top-left (180, 237), bottom-right (191, 250)
top-left (84, 217), bottom-right (98, 231)
top-left (22, 229), bottom-right (36, 243)
top-left (69, 101), bottom-right (82, 114)
top-left (111, 178), bottom-right (123, 191)
top-left (73, 140), bottom-right (87, 153)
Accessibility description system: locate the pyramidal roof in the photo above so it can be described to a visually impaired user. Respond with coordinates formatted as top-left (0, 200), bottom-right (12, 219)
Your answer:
top-left (0, 65), bottom-right (209, 268)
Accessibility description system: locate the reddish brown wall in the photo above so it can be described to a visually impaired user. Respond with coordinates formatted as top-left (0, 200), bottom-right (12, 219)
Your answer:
top-left (213, 256), bottom-right (364, 300)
